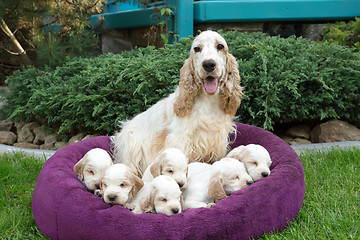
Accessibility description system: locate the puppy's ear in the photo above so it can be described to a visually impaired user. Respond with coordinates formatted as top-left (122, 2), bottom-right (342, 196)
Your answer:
top-left (226, 146), bottom-right (247, 160)
top-left (131, 174), bottom-right (144, 198)
top-left (73, 154), bottom-right (88, 180)
top-left (180, 194), bottom-right (184, 211)
top-left (174, 57), bottom-right (200, 118)
top-left (150, 153), bottom-right (165, 178)
top-left (219, 53), bottom-right (244, 116)
top-left (208, 173), bottom-right (227, 202)
top-left (139, 187), bottom-right (156, 213)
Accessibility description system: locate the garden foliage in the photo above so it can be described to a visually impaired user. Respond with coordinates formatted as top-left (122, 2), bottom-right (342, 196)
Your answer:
top-left (323, 17), bottom-right (360, 51)
top-left (2, 31), bottom-right (360, 137)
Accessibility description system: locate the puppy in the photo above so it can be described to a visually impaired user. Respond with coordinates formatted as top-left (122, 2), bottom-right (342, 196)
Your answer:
top-left (101, 163), bottom-right (144, 210)
top-left (142, 148), bottom-right (188, 189)
top-left (182, 158), bottom-right (253, 209)
top-left (73, 148), bottom-right (113, 193)
top-left (226, 144), bottom-right (272, 181)
top-left (132, 175), bottom-right (183, 216)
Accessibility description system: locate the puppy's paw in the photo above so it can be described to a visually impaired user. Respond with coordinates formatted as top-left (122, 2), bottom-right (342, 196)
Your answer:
top-left (206, 203), bottom-right (215, 208)
top-left (94, 189), bottom-right (103, 198)
top-left (124, 203), bottom-right (135, 211)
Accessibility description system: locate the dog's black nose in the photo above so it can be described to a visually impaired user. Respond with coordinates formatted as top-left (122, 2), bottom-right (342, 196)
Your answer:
top-left (262, 172), bottom-right (269, 178)
top-left (202, 60), bottom-right (216, 72)
top-left (108, 195), bottom-right (116, 202)
top-left (247, 181), bottom-right (254, 186)
top-left (178, 182), bottom-right (184, 188)
top-left (172, 208), bottom-right (179, 214)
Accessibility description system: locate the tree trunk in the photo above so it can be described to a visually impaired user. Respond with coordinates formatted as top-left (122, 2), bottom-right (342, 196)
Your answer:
top-left (0, 17), bottom-right (34, 66)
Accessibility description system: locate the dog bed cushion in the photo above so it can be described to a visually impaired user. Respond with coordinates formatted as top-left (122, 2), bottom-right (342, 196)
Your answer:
top-left (32, 122), bottom-right (305, 240)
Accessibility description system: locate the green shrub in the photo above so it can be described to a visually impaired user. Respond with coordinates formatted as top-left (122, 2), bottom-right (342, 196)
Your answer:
top-left (323, 17), bottom-right (360, 51)
top-left (2, 31), bottom-right (360, 137)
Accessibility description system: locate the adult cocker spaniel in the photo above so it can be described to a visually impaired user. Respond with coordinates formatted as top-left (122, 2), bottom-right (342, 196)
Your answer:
top-left (112, 30), bottom-right (243, 177)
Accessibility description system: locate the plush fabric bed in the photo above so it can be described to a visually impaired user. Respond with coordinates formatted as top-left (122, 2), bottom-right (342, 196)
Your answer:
top-left (32, 122), bottom-right (305, 240)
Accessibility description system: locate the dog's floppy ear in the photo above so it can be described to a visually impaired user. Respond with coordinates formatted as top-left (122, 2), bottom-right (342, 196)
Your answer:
top-left (131, 174), bottom-right (144, 198)
top-left (226, 145), bottom-right (247, 160)
top-left (138, 186), bottom-right (157, 213)
top-left (150, 153), bottom-right (165, 178)
top-left (174, 56), bottom-right (200, 118)
top-left (180, 194), bottom-right (184, 211)
top-left (219, 53), bottom-right (244, 116)
top-left (208, 173), bottom-right (227, 202)
top-left (73, 154), bottom-right (89, 180)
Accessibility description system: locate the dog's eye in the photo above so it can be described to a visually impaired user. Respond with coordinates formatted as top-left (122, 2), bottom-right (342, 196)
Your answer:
top-left (233, 176), bottom-right (240, 180)
top-left (120, 183), bottom-right (126, 187)
top-left (251, 162), bottom-right (258, 166)
top-left (168, 170), bottom-right (174, 174)
top-left (217, 44), bottom-right (224, 50)
top-left (89, 170), bottom-right (95, 175)
top-left (161, 198), bottom-right (168, 202)
top-left (194, 46), bottom-right (201, 53)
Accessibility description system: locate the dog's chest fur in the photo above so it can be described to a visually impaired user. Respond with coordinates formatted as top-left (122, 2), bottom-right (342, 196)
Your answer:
top-left (166, 93), bottom-right (234, 163)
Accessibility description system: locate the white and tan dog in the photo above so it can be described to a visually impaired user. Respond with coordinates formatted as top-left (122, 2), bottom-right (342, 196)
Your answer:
top-left (182, 158), bottom-right (253, 209)
top-left (142, 148), bottom-right (188, 189)
top-left (101, 163), bottom-right (144, 210)
top-left (73, 148), bottom-right (113, 192)
top-left (132, 175), bottom-right (183, 216)
top-left (112, 31), bottom-right (243, 177)
top-left (226, 144), bottom-right (272, 181)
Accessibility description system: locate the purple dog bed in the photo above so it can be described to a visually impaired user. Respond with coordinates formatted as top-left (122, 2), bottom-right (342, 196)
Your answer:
top-left (32, 122), bottom-right (305, 240)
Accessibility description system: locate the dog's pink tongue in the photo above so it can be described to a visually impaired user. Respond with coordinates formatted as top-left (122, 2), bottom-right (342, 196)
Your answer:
top-left (204, 77), bottom-right (218, 94)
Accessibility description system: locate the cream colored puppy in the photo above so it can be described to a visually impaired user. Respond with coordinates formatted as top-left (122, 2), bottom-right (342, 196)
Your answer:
top-left (226, 144), bottom-right (272, 181)
top-left (182, 158), bottom-right (253, 209)
top-left (101, 163), bottom-right (144, 210)
top-left (73, 148), bottom-right (113, 192)
top-left (132, 175), bottom-right (183, 216)
top-left (142, 148), bottom-right (188, 189)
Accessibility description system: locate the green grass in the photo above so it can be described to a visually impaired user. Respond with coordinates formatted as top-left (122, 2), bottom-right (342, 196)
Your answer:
top-left (261, 147), bottom-right (360, 239)
top-left (0, 147), bottom-right (359, 239)
top-left (0, 152), bottom-right (48, 239)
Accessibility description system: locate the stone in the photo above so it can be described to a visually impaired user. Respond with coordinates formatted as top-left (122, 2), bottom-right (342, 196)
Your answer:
top-left (279, 135), bottom-right (294, 144)
top-left (39, 134), bottom-right (57, 150)
top-left (22, 122), bottom-right (40, 131)
top-left (14, 122), bottom-right (26, 132)
top-left (44, 134), bottom-right (57, 145)
top-left (17, 122), bottom-right (40, 143)
top-left (40, 143), bottom-right (56, 150)
top-left (33, 127), bottom-right (48, 145)
top-left (0, 120), bottom-right (14, 131)
top-left (0, 131), bottom-right (17, 145)
top-left (17, 127), bottom-right (34, 143)
top-left (288, 138), bottom-right (312, 145)
top-left (285, 124), bottom-right (311, 140)
top-left (13, 142), bottom-right (40, 149)
top-left (82, 134), bottom-right (98, 140)
top-left (311, 119), bottom-right (360, 143)
top-left (68, 133), bottom-right (86, 145)
top-left (55, 141), bottom-right (68, 150)
top-left (302, 24), bottom-right (326, 41)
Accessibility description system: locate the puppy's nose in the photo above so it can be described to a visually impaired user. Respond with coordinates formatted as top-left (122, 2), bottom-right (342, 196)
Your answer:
top-left (262, 172), bottom-right (269, 178)
top-left (202, 60), bottom-right (216, 72)
top-left (95, 184), bottom-right (100, 190)
top-left (178, 182), bottom-right (184, 188)
top-left (171, 208), bottom-right (179, 214)
top-left (108, 195), bottom-right (116, 202)
top-left (247, 181), bottom-right (254, 186)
